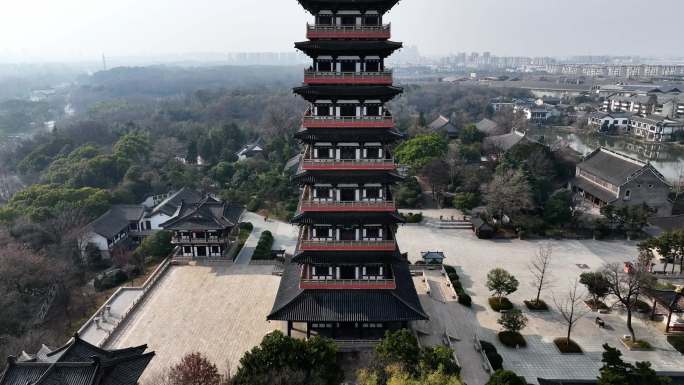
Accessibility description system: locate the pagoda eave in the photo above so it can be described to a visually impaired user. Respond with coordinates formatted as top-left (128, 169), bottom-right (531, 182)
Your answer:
top-left (293, 85), bottom-right (403, 103)
top-left (296, 0), bottom-right (401, 14)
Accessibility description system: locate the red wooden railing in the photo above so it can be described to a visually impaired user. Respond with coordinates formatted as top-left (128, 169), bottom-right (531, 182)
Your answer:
top-left (304, 70), bottom-right (393, 85)
top-left (306, 23), bottom-right (391, 39)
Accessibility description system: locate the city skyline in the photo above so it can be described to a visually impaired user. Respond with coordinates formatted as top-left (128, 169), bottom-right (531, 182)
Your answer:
top-left (1, 0), bottom-right (683, 63)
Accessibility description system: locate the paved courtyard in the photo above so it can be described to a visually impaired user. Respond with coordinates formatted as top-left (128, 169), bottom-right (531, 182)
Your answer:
top-left (99, 210), bottom-right (683, 385)
top-left (106, 264), bottom-right (283, 383)
top-left (234, 211), bottom-right (299, 264)
top-left (396, 220), bottom-right (684, 384)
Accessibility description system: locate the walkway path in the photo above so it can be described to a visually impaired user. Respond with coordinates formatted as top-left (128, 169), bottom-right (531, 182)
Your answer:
top-left (234, 212), bottom-right (298, 264)
top-left (414, 270), bottom-right (491, 385)
top-left (79, 288), bottom-right (144, 346)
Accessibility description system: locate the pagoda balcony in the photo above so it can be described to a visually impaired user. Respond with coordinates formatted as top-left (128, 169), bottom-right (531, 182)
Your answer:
top-left (299, 200), bottom-right (396, 213)
top-left (301, 158), bottom-right (396, 171)
top-left (299, 267), bottom-right (396, 290)
top-left (298, 239), bottom-right (396, 252)
top-left (302, 112), bottom-right (394, 129)
top-left (304, 70), bottom-right (393, 85)
top-left (306, 23), bottom-right (391, 39)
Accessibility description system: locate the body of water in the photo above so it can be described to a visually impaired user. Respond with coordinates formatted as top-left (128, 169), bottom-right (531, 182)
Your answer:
top-left (528, 127), bottom-right (684, 183)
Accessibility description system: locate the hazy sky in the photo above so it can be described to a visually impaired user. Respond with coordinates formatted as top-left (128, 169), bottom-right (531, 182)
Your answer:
top-left (1, 0), bottom-right (683, 62)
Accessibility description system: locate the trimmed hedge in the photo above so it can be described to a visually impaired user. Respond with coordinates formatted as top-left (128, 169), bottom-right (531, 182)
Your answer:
top-left (444, 265), bottom-right (471, 307)
top-left (479, 340), bottom-right (503, 370)
top-left (498, 331), bottom-right (526, 348)
top-left (554, 338), bottom-right (583, 354)
top-left (524, 299), bottom-right (549, 311)
top-left (489, 297), bottom-right (514, 312)
top-left (667, 335), bottom-right (684, 354)
top-left (401, 212), bottom-right (423, 223)
top-left (252, 230), bottom-right (274, 260)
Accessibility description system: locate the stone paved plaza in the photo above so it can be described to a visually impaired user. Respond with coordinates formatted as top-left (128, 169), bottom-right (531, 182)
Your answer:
top-left (396, 217), bottom-right (684, 384)
top-left (98, 212), bottom-right (683, 385)
top-left (106, 264), bottom-right (283, 383)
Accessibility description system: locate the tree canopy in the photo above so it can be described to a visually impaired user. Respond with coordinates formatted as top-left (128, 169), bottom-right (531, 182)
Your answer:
top-left (395, 134), bottom-right (448, 169)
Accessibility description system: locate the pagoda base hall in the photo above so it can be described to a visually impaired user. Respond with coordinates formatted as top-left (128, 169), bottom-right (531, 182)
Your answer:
top-left (268, 0), bottom-right (427, 344)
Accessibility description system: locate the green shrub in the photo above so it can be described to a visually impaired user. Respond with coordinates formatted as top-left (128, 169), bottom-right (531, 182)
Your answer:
top-left (239, 222), bottom-right (254, 231)
top-left (486, 370), bottom-right (526, 385)
top-left (524, 299), bottom-right (548, 311)
top-left (401, 212), bottom-right (423, 223)
top-left (246, 198), bottom-right (260, 212)
top-left (554, 338), bottom-right (582, 354)
top-left (458, 293), bottom-right (472, 307)
top-left (488, 297), bottom-right (514, 312)
top-left (479, 341), bottom-right (503, 370)
top-left (252, 230), bottom-right (274, 260)
top-left (498, 331), bottom-right (526, 348)
top-left (667, 335), bottom-right (684, 354)
top-left (94, 269), bottom-right (128, 291)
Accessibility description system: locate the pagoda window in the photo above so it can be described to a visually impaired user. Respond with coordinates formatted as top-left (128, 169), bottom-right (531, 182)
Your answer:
top-left (364, 146), bottom-right (381, 159)
top-left (366, 105), bottom-right (380, 116)
top-left (339, 187), bottom-right (356, 202)
top-left (339, 265), bottom-right (356, 279)
top-left (317, 60), bottom-right (333, 72)
top-left (313, 146), bottom-right (333, 159)
top-left (313, 186), bottom-right (333, 200)
top-left (340, 60), bottom-right (356, 73)
top-left (339, 227), bottom-right (357, 241)
top-left (315, 105), bottom-right (331, 116)
top-left (340, 15), bottom-right (356, 26)
top-left (339, 104), bottom-right (356, 117)
top-left (339, 146), bottom-right (357, 160)
top-left (317, 15), bottom-right (333, 25)
top-left (363, 226), bottom-right (383, 240)
top-left (312, 265), bottom-right (333, 278)
top-left (363, 15), bottom-right (379, 25)
top-left (312, 226), bottom-right (332, 239)
top-left (364, 187), bottom-right (382, 200)
top-left (365, 60), bottom-right (380, 72)
top-left (363, 265), bottom-right (382, 278)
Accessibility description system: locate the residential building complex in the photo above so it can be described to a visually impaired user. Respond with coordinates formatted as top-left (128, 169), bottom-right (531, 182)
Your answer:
top-left (268, 0), bottom-right (427, 343)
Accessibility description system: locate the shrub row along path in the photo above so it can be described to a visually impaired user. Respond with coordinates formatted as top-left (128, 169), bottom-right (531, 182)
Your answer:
top-left (413, 270), bottom-right (491, 385)
top-left (233, 212), bottom-right (298, 264)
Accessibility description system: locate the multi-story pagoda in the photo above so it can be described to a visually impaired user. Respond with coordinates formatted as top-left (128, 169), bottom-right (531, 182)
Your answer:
top-left (268, 0), bottom-right (427, 342)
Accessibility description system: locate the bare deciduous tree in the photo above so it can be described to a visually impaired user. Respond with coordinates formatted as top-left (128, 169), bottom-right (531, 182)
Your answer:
top-left (529, 244), bottom-right (553, 306)
top-left (553, 279), bottom-right (590, 345)
top-left (602, 261), bottom-right (654, 342)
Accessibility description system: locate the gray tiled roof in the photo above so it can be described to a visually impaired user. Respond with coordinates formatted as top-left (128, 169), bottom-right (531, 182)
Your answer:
top-left (89, 205), bottom-right (144, 239)
top-left (152, 187), bottom-right (203, 217)
top-left (428, 115), bottom-right (450, 130)
top-left (577, 148), bottom-right (645, 187)
top-left (475, 118), bottom-right (499, 135)
top-left (268, 258), bottom-right (427, 322)
top-left (161, 197), bottom-right (243, 231)
top-left (2, 335), bottom-right (153, 385)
